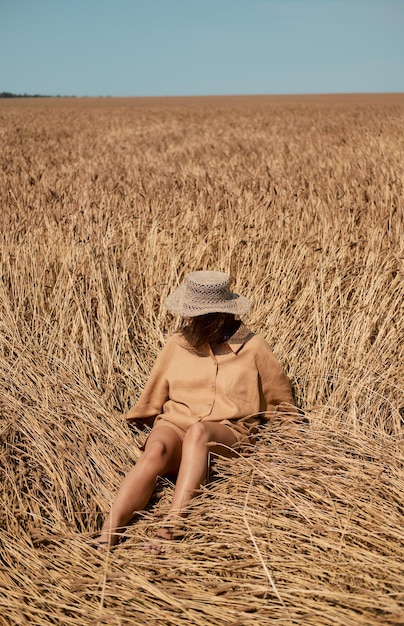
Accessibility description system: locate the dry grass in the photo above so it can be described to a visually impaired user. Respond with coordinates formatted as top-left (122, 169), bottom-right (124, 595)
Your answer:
top-left (0, 94), bottom-right (403, 625)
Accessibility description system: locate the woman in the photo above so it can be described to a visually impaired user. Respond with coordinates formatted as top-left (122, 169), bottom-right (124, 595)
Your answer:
top-left (98, 271), bottom-right (296, 551)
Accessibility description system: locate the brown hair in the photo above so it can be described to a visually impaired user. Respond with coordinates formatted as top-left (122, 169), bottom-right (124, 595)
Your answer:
top-left (179, 313), bottom-right (241, 349)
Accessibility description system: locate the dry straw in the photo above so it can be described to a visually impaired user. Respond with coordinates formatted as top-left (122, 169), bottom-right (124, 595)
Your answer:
top-left (0, 94), bottom-right (403, 625)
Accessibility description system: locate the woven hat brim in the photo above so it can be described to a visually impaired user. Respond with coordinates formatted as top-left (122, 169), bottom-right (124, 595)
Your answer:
top-left (165, 284), bottom-right (251, 317)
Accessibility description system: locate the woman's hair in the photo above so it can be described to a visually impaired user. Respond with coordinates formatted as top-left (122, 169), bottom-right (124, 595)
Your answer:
top-left (178, 313), bottom-right (240, 349)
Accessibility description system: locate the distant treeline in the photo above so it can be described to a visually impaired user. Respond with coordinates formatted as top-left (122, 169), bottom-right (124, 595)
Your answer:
top-left (0, 92), bottom-right (76, 98)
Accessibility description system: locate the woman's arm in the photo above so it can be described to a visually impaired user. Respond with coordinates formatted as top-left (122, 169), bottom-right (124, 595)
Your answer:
top-left (255, 336), bottom-right (298, 422)
top-left (124, 338), bottom-right (172, 424)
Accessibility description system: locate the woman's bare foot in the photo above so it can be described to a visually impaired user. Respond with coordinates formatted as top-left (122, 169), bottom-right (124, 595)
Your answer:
top-left (92, 530), bottom-right (121, 551)
top-left (94, 540), bottom-right (109, 552)
top-left (143, 524), bottom-right (177, 554)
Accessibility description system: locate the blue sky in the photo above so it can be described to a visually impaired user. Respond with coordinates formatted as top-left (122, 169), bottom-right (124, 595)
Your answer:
top-left (1, 0), bottom-right (403, 96)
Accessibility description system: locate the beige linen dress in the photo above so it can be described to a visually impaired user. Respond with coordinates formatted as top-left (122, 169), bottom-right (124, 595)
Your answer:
top-left (125, 324), bottom-right (296, 443)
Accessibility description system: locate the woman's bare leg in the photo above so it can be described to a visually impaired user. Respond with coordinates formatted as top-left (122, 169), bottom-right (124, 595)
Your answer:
top-left (158, 422), bottom-right (238, 536)
top-left (98, 426), bottom-right (182, 546)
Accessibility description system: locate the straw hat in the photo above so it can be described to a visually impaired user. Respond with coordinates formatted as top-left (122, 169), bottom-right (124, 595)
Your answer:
top-left (165, 271), bottom-right (251, 317)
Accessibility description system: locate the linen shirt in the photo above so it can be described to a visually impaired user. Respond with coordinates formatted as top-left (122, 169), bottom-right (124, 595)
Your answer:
top-left (125, 324), bottom-right (296, 435)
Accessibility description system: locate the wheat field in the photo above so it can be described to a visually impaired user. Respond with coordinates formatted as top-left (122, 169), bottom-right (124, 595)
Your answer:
top-left (0, 94), bottom-right (403, 625)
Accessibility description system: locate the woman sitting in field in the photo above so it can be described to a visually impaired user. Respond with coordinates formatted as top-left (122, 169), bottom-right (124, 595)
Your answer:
top-left (98, 270), bottom-right (296, 552)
